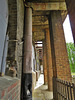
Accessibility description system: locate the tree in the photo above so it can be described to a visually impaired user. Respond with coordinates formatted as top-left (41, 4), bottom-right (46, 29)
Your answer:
top-left (66, 43), bottom-right (75, 73)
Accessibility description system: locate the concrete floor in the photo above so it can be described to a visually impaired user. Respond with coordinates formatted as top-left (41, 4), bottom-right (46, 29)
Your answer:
top-left (32, 74), bottom-right (53, 100)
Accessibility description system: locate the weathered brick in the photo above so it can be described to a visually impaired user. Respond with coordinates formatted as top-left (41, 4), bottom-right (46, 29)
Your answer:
top-left (7, 0), bottom-right (24, 80)
top-left (49, 11), bottom-right (72, 82)
top-left (7, 0), bottom-right (17, 61)
top-left (0, 77), bottom-right (20, 100)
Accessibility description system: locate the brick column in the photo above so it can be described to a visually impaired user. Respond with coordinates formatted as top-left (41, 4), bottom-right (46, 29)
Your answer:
top-left (23, 7), bottom-right (32, 99)
top-left (45, 28), bottom-right (53, 91)
top-left (43, 39), bottom-right (48, 85)
top-left (49, 11), bottom-right (72, 81)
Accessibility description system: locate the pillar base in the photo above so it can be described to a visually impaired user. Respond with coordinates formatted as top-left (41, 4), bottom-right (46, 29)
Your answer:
top-left (23, 73), bottom-right (32, 100)
top-left (53, 77), bottom-right (58, 100)
top-left (44, 82), bottom-right (48, 85)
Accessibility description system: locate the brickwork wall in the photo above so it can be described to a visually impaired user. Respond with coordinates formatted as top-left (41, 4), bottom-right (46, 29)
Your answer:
top-left (7, 0), bottom-right (17, 61)
top-left (7, 0), bottom-right (24, 78)
top-left (49, 11), bottom-right (72, 82)
top-left (0, 77), bottom-right (20, 100)
top-left (15, 0), bottom-right (24, 78)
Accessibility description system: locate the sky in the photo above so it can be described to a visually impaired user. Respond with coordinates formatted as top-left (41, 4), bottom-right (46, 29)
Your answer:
top-left (63, 15), bottom-right (74, 43)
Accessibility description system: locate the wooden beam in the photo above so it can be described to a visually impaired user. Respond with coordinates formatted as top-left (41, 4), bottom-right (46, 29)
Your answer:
top-left (32, 25), bottom-right (49, 32)
top-left (36, 47), bottom-right (43, 48)
top-left (27, 2), bottom-right (67, 11)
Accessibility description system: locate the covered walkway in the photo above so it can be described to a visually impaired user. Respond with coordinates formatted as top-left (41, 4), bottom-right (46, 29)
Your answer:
top-left (0, 0), bottom-right (75, 100)
top-left (33, 74), bottom-right (53, 100)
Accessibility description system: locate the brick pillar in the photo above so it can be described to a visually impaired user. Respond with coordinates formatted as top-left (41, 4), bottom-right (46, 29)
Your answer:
top-left (49, 11), bottom-right (72, 82)
top-left (45, 28), bottom-right (53, 91)
top-left (65, 0), bottom-right (75, 44)
top-left (23, 7), bottom-right (32, 99)
top-left (43, 39), bottom-right (48, 85)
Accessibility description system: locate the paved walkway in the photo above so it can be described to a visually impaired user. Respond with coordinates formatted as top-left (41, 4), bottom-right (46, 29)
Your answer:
top-left (32, 74), bottom-right (53, 100)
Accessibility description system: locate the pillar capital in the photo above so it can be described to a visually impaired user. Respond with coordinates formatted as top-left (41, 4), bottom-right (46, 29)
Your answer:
top-left (24, 3), bottom-right (33, 10)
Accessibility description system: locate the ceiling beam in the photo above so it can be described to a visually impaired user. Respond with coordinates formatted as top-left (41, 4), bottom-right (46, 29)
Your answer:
top-left (32, 25), bottom-right (49, 31)
top-left (36, 47), bottom-right (43, 48)
top-left (27, 2), bottom-right (67, 11)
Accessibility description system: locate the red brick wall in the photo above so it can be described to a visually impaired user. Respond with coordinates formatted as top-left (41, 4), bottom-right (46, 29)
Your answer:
top-left (49, 11), bottom-right (72, 82)
top-left (0, 78), bottom-right (20, 100)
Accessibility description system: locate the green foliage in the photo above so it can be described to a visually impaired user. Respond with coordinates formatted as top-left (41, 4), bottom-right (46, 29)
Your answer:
top-left (66, 43), bottom-right (75, 73)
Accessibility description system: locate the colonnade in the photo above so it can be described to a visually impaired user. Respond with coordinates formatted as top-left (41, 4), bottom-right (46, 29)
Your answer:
top-left (22, 7), bottom-right (72, 100)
